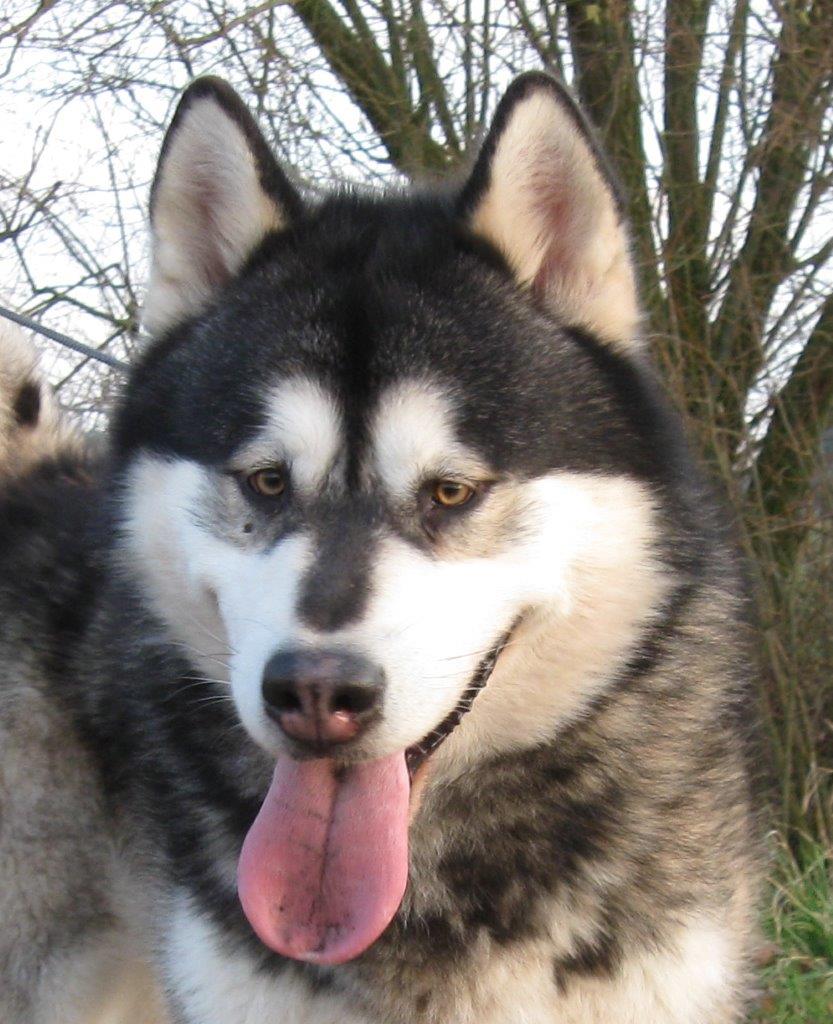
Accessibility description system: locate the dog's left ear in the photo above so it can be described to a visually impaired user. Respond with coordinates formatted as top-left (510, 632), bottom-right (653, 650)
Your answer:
top-left (143, 77), bottom-right (303, 336)
top-left (459, 73), bottom-right (641, 353)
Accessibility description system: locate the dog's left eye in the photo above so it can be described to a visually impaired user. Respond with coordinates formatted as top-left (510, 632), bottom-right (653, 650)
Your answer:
top-left (247, 467), bottom-right (287, 498)
top-left (431, 481), bottom-right (475, 508)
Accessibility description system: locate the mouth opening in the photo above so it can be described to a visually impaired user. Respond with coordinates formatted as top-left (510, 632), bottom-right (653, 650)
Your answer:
top-left (237, 618), bottom-right (519, 966)
top-left (404, 619), bottom-right (517, 779)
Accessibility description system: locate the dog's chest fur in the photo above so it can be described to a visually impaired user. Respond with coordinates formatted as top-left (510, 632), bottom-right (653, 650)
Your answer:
top-left (164, 899), bottom-right (738, 1024)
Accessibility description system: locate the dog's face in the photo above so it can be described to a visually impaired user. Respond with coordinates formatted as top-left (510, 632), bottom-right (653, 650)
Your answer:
top-left (118, 74), bottom-right (669, 795)
top-left (115, 74), bottom-right (682, 964)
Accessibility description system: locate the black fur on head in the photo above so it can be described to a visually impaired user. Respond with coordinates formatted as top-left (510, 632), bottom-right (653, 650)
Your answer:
top-left (121, 73), bottom-right (681, 494)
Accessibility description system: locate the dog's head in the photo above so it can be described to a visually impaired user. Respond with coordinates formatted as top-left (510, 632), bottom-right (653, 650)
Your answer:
top-left (115, 74), bottom-right (681, 964)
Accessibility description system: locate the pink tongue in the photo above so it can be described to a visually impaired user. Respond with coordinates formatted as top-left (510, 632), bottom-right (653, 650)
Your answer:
top-left (237, 752), bottom-right (410, 965)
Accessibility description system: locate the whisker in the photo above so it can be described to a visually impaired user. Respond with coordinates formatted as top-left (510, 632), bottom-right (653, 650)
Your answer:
top-left (163, 633), bottom-right (234, 671)
top-left (162, 604), bottom-right (238, 654)
top-left (159, 676), bottom-right (232, 703)
top-left (189, 695), bottom-right (238, 708)
top-left (435, 638), bottom-right (521, 664)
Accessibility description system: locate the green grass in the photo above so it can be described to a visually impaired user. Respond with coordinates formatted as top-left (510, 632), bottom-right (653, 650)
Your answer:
top-left (751, 839), bottom-right (833, 1023)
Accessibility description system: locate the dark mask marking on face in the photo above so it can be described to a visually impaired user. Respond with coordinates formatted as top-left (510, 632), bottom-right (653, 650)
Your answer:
top-left (296, 501), bottom-right (379, 632)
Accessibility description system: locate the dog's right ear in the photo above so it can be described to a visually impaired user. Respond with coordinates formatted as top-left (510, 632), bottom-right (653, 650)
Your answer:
top-left (143, 77), bottom-right (302, 337)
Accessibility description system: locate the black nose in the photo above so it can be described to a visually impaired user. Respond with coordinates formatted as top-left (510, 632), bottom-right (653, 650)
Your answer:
top-left (262, 649), bottom-right (384, 751)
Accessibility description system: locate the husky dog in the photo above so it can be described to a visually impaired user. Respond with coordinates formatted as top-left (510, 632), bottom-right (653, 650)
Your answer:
top-left (0, 73), bottom-right (761, 1023)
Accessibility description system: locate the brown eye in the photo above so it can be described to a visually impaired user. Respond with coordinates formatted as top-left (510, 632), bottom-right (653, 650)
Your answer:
top-left (247, 467), bottom-right (286, 498)
top-left (432, 480), bottom-right (475, 508)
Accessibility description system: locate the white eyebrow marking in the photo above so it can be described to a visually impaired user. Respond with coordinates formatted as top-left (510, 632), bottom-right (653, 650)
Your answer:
top-left (370, 379), bottom-right (487, 497)
top-left (235, 377), bottom-right (343, 492)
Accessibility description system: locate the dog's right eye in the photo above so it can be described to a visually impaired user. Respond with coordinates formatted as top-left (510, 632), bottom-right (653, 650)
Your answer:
top-left (246, 467), bottom-right (287, 498)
